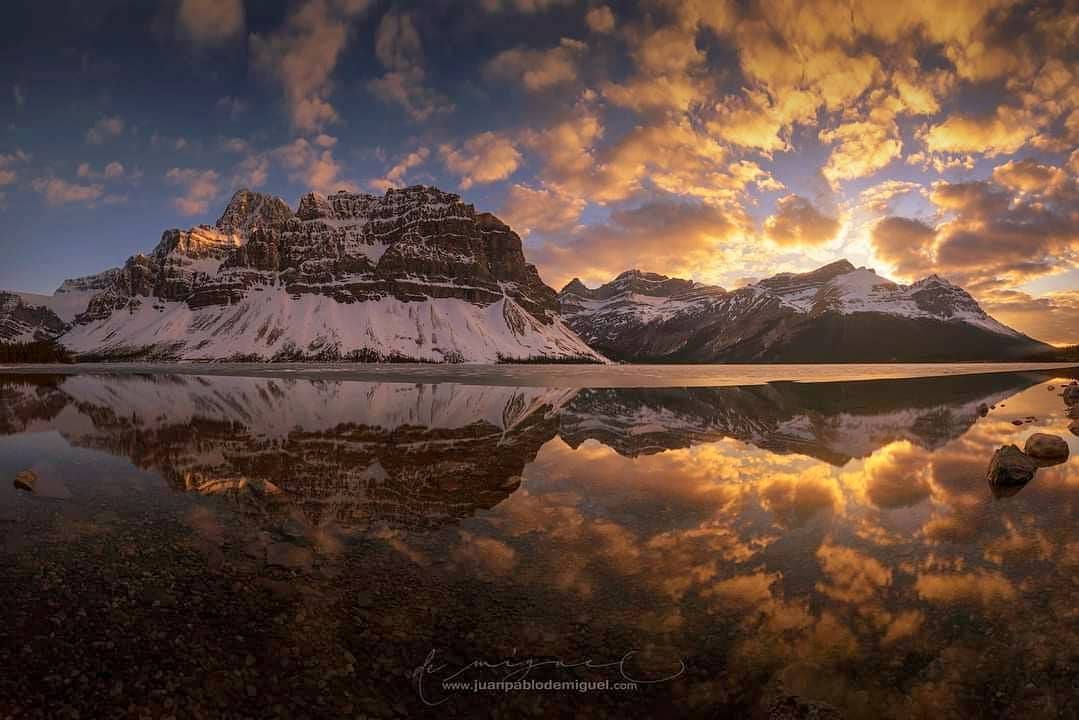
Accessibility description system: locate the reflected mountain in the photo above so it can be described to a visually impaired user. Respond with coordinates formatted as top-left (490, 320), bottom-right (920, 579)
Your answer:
top-left (559, 372), bottom-right (1054, 465)
top-left (0, 369), bottom-right (1065, 527)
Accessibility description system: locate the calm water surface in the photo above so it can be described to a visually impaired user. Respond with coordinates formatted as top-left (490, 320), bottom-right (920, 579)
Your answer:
top-left (1, 368), bottom-right (1077, 719)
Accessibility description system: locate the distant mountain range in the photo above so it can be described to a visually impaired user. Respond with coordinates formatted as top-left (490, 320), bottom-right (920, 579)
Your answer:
top-left (0, 185), bottom-right (1055, 363)
top-left (559, 262), bottom-right (1052, 362)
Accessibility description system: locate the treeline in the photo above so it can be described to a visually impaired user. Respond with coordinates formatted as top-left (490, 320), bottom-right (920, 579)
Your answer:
top-left (0, 340), bottom-right (76, 364)
top-left (1025, 345), bottom-right (1079, 363)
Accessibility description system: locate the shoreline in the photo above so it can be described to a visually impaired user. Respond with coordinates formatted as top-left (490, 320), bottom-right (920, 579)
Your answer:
top-left (1, 361), bottom-right (1076, 388)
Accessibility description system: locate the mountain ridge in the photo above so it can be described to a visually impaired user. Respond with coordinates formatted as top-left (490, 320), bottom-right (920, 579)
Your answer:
top-left (0, 185), bottom-right (1057, 364)
top-left (54, 186), bottom-right (605, 363)
top-left (559, 261), bottom-right (1051, 362)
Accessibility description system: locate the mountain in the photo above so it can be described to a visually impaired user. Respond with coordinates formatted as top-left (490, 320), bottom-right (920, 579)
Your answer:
top-left (0, 269), bottom-right (120, 343)
top-left (1, 373), bottom-right (571, 529)
top-left (38, 186), bottom-right (602, 363)
top-left (557, 372), bottom-right (1048, 465)
top-left (559, 260), bottom-right (1053, 362)
top-left (2, 370), bottom-right (1058, 524)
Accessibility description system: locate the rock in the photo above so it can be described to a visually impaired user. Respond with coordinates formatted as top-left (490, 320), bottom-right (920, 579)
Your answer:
top-left (1011, 420), bottom-right (1024, 426)
top-left (1047, 385), bottom-right (1054, 390)
top-left (768, 695), bottom-right (844, 720)
top-left (977, 403), bottom-right (989, 416)
top-left (1064, 385), bottom-right (1079, 404)
top-left (1070, 419), bottom-right (1079, 436)
top-left (986, 445), bottom-right (1037, 489)
top-left (13, 470), bottom-right (36, 492)
top-left (1024, 433), bottom-right (1070, 466)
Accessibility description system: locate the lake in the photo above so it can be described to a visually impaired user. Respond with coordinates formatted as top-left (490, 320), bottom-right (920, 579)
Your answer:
top-left (1, 365), bottom-right (1077, 719)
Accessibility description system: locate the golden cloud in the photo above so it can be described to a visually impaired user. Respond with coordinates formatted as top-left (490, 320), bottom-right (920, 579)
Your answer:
top-left (440, 131), bottom-right (522, 189)
top-left (487, 38), bottom-right (587, 92)
top-left (819, 117), bottom-right (902, 184)
top-left (532, 200), bottom-right (744, 290)
top-left (498, 183), bottom-right (584, 235)
top-left (764, 195), bottom-right (841, 247)
top-left (922, 106), bottom-right (1037, 156)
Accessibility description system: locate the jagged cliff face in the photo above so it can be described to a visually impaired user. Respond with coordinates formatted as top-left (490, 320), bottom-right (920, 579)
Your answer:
top-left (59, 187), bottom-right (602, 362)
top-left (0, 292), bottom-right (66, 342)
top-left (559, 260), bottom-right (1051, 362)
top-left (0, 269), bottom-right (120, 343)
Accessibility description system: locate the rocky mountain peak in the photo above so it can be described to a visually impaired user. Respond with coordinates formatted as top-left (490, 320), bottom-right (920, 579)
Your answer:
top-left (215, 189), bottom-right (293, 236)
top-left (58, 184), bottom-right (602, 363)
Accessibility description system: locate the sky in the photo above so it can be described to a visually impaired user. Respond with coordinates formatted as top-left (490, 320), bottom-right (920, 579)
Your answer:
top-left (0, 0), bottom-right (1076, 344)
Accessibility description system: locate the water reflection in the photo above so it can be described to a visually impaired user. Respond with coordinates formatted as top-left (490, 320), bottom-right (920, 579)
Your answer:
top-left (1, 370), bottom-right (1077, 718)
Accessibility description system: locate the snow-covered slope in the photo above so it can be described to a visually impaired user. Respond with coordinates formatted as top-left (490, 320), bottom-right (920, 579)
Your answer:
top-left (560, 260), bottom-right (1051, 362)
top-left (57, 186), bottom-right (604, 363)
top-left (0, 269), bottom-right (121, 342)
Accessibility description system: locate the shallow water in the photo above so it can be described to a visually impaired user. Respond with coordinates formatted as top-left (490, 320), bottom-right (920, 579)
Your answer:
top-left (1, 369), bottom-right (1077, 719)
top-left (3, 360), bottom-right (1076, 387)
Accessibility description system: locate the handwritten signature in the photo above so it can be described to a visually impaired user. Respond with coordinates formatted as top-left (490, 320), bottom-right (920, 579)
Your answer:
top-left (411, 648), bottom-right (685, 706)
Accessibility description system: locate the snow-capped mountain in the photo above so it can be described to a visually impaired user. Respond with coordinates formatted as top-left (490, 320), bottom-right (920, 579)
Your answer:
top-left (48, 186), bottom-right (603, 362)
top-left (0, 373), bottom-right (570, 529)
top-left (0, 269), bottom-right (120, 343)
top-left (559, 260), bottom-right (1052, 362)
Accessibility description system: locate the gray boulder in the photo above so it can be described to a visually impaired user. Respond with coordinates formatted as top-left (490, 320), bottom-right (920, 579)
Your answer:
top-left (1024, 433), bottom-right (1070, 466)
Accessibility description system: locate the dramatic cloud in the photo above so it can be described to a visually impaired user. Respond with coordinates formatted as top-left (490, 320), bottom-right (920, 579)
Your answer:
top-left (869, 153), bottom-right (1079, 342)
top-left (819, 117), bottom-right (902, 184)
top-left (440, 132), bottom-right (521, 189)
top-left (85, 115), bottom-right (124, 145)
top-left (165, 167), bottom-right (220, 215)
top-left (177, 0), bottom-right (244, 46)
top-left (368, 147), bottom-right (430, 191)
top-left (858, 180), bottom-right (924, 215)
top-left (990, 159), bottom-right (1068, 195)
top-left (250, 0), bottom-right (369, 132)
top-left (765, 195), bottom-right (841, 247)
top-left (870, 216), bottom-right (936, 278)
top-left (499, 183), bottom-right (584, 236)
top-left (272, 138), bottom-right (358, 194)
top-left (368, 8), bottom-right (450, 121)
top-left (533, 200), bottom-right (743, 289)
top-left (32, 177), bottom-right (104, 206)
top-left (487, 38), bottom-right (587, 92)
top-left (921, 106), bottom-right (1036, 157)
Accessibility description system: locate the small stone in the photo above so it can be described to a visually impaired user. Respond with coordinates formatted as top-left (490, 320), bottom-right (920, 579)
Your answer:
top-left (1011, 420), bottom-right (1024, 426)
top-left (1064, 385), bottom-right (1079, 404)
top-left (1070, 419), bottom-right (1079, 437)
top-left (977, 403), bottom-right (989, 416)
top-left (13, 470), bottom-right (36, 492)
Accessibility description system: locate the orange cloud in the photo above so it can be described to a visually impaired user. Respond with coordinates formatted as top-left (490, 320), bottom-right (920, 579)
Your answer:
top-left (765, 195), bottom-right (841, 247)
